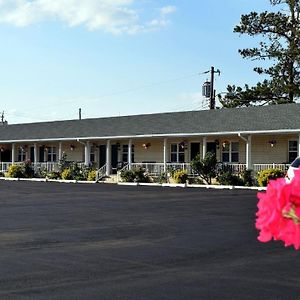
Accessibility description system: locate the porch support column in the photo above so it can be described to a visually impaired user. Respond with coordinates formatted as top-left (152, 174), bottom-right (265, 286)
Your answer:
top-left (298, 134), bottom-right (300, 157)
top-left (58, 142), bottom-right (63, 161)
top-left (246, 135), bottom-right (252, 170)
top-left (163, 138), bottom-right (168, 172)
top-left (11, 143), bottom-right (16, 164)
top-left (34, 143), bottom-right (38, 165)
top-left (106, 140), bottom-right (111, 176)
top-left (84, 141), bottom-right (90, 166)
top-left (128, 139), bottom-right (132, 170)
top-left (202, 137), bottom-right (207, 159)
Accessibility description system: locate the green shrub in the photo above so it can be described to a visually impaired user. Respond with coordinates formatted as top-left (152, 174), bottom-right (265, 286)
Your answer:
top-left (157, 172), bottom-right (168, 184)
top-left (23, 160), bottom-right (34, 178)
top-left (87, 170), bottom-right (97, 181)
top-left (172, 170), bottom-right (188, 184)
top-left (120, 167), bottom-right (149, 183)
top-left (58, 152), bottom-right (69, 172)
top-left (190, 152), bottom-right (217, 185)
top-left (217, 171), bottom-right (243, 186)
top-left (46, 171), bottom-right (61, 179)
top-left (120, 169), bottom-right (135, 182)
top-left (61, 168), bottom-right (73, 180)
top-left (6, 164), bottom-right (24, 178)
top-left (241, 169), bottom-right (254, 187)
top-left (60, 163), bottom-right (91, 181)
top-left (257, 168), bottom-right (285, 187)
top-left (188, 177), bottom-right (204, 185)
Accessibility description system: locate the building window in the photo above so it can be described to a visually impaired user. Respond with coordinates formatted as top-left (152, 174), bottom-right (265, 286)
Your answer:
top-left (18, 147), bottom-right (26, 162)
top-left (170, 143), bottom-right (185, 163)
top-left (90, 146), bottom-right (96, 163)
top-left (122, 144), bottom-right (134, 163)
top-left (289, 141), bottom-right (298, 163)
top-left (47, 147), bottom-right (57, 162)
top-left (222, 142), bottom-right (239, 163)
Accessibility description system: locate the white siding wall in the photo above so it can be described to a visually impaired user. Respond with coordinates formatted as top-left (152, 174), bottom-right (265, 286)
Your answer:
top-left (62, 142), bottom-right (84, 162)
top-left (251, 134), bottom-right (298, 164)
top-left (133, 140), bottom-right (164, 163)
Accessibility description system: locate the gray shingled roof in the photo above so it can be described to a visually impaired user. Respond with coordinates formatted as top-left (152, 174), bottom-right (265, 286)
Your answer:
top-left (0, 103), bottom-right (300, 142)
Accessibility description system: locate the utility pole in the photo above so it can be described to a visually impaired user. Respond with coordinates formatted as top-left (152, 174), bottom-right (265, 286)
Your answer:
top-left (210, 66), bottom-right (215, 110)
top-left (209, 66), bottom-right (221, 110)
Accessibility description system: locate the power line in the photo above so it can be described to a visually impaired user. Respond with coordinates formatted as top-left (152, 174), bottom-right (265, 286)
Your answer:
top-left (6, 70), bottom-right (209, 122)
top-left (27, 72), bottom-right (200, 112)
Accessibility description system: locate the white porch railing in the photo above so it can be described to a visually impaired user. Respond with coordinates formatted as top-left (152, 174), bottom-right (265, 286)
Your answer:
top-left (34, 162), bottom-right (59, 172)
top-left (0, 162), bottom-right (60, 173)
top-left (217, 163), bottom-right (247, 174)
top-left (253, 163), bottom-right (289, 173)
top-left (119, 163), bottom-right (194, 176)
top-left (118, 162), bottom-right (290, 177)
top-left (96, 164), bottom-right (107, 181)
top-left (0, 162), bottom-right (22, 172)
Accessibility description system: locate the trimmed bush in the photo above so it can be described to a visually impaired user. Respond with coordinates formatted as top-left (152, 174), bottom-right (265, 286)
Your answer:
top-left (46, 171), bottom-right (61, 180)
top-left (241, 169), bottom-right (254, 187)
top-left (157, 172), bottom-right (167, 184)
top-left (23, 160), bottom-right (34, 178)
top-left (257, 168), bottom-right (285, 187)
top-left (217, 171), bottom-right (243, 186)
top-left (60, 163), bottom-right (91, 181)
top-left (6, 164), bottom-right (24, 178)
top-left (61, 168), bottom-right (73, 180)
top-left (172, 170), bottom-right (188, 184)
top-left (120, 167), bottom-right (149, 183)
top-left (87, 170), bottom-right (97, 181)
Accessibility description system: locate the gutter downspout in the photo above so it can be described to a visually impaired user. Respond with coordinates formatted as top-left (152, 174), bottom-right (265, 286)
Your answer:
top-left (238, 133), bottom-right (252, 170)
top-left (77, 139), bottom-right (90, 166)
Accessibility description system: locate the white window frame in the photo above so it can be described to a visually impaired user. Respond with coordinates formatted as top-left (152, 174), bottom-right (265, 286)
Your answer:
top-left (170, 143), bottom-right (185, 163)
top-left (222, 141), bottom-right (239, 163)
top-left (47, 147), bottom-right (57, 162)
top-left (288, 140), bottom-right (298, 163)
top-left (18, 147), bottom-right (26, 162)
top-left (122, 144), bottom-right (134, 163)
top-left (90, 146), bottom-right (96, 163)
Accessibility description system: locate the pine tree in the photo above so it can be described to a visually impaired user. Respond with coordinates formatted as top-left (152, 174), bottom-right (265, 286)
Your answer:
top-left (220, 0), bottom-right (300, 108)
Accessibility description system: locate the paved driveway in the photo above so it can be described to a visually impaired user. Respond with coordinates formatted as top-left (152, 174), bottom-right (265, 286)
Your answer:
top-left (0, 181), bottom-right (299, 299)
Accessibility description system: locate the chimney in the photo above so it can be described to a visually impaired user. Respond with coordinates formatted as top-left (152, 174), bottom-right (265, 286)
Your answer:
top-left (79, 108), bottom-right (82, 120)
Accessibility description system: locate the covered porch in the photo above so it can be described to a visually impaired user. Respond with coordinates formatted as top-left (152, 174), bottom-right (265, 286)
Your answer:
top-left (1, 132), bottom-right (299, 177)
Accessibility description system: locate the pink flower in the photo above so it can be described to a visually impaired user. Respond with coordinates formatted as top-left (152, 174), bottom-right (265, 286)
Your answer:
top-left (256, 168), bottom-right (300, 250)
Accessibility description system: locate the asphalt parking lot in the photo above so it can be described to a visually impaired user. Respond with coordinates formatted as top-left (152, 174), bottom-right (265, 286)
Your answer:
top-left (0, 181), bottom-right (299, 299)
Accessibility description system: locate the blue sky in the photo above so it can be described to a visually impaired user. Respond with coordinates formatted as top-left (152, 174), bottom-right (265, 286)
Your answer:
top-left (0, 0), bottom-right (275, 123)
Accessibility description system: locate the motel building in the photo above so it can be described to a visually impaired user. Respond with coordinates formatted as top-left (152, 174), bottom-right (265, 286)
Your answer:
top-left (0, 103), bottom-right (299, 177)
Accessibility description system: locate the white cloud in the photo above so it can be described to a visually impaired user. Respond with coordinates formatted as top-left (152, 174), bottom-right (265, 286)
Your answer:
top-left (0, 0), bottom-right (177, 34)
top-left (160, 5), bottom-right (177, 15)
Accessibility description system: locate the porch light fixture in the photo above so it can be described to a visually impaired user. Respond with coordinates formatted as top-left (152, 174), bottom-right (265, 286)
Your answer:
top-left (179, 141), bottom-right (188, 150)
top-left (70, 145), bottom-right (75, 151)
top-left (0, 147), bottom-right (4, 152)
top-left (116, 142), bottom-right (121, 150)
top-left (268, 140), bottom-right (277, 148)
top-left (142, 143), bottom-right (151, 149)
top-left (215, 139), bottom-right (220, 149)
top-left (222, 141), bottom-right (229, 148)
